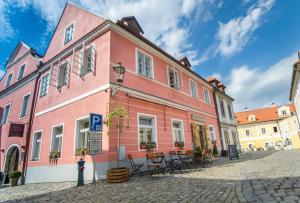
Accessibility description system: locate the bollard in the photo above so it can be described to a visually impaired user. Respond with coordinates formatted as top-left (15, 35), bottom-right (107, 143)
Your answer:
top-left (77, 159), bottom-right (85, 187)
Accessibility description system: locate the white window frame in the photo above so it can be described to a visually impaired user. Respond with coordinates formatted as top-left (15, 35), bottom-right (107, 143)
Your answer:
top-left (135, 48), bottom-right (154, 79)
top-left (220, 100), bottom-right (226, 118)
top-left (39, 72), bottom-right (50, 98)
top-left (137, 113), bottom-right (157, 150)
top-left (204, 88), bottom-right (211, 104)
top-left (5, 72), bottom-right (13, 88)
top-left (64, 22), bottom-right (75, 45)
top-left (19, 93), bottom-right (31, 118)
top-left (1, 103), bottom-right (11, 124)
top-left (208, 125), bottom-right (216, 142)
top-left (171, 119), bottom-right (185, 146)
top-left (167, 66), bottom-right (180, 90)
top-left (79, 45), bottom-right (95, 77)
top-left (50, 123), bottom-right (64, 159)
top-left (74, 115), bottom-right (90, 155)
top-left (245, 129), bottom-right (250, 136)
top-left (189, 79), bottom-right (198, 98)
top-left (57, 61), bottom-right (68, 88)
top-left (17, 64), bottom-right (26, 80)
top-left (31, 130), bottom-right (43, 161)
top-left (261, 128), bottom-right (266, 134)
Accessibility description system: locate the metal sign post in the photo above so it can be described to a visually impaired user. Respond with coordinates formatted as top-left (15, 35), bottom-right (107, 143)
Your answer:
top-left (88, 113), bottom-right (103, 183)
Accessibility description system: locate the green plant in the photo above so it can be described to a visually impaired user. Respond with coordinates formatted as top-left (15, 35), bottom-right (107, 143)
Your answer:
top-left (9, 171), bottom-right (21, 179)
top-left (213, 144), bottom-right (218, 155)
top-left (49, 151), bottom-right (61, 160)
top-left (104, 105), bottom-right (127, 130)
top-left (146, 142), bottom-right (156, 152)
top-left (76, 148), bottom-right (88, 156)
top-left (194, 147), bottom-right (201, 157)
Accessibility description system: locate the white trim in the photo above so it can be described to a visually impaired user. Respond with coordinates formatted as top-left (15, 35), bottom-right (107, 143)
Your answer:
top-left (110, 23), bottom-right (213, 90)
top-left (204, 87), bottom-right (211, 104)
top-left (64, 21), bottom-right (75, 45)
top-left (137, 113), bottom-right (158, 151)
top-left (39, 72), bottom-right (50, 98)
top-left (3, 144), bottom-right (21, 173)
top-left (17, 63), bottom-right (26, 80)
top-left (1, 102), bottom-right (11, 125)
top-left (19, 92), bottom-right (31, 119)
top-left (167, 65), bottom-right (180, 91)
top-left (135, 48), bottom-right (154, 80)
top-left (30, 130), bottom-right (43, 161)
top-left (50, 123), bottom-right (64, 159)
top-left (189, 79), bottom-right (198, 98)
top-left (171, 118), bottom-right (185, 148)
top-left (35, 84), bottom-right (110, 117)
top-left (5, 72), bottom-right (14, 88)
top-left (73, 115), bottom-right (89, 156)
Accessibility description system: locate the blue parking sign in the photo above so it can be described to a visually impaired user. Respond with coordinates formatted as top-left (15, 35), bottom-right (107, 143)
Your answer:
top-left (89, 113), bottom-right (103, 132)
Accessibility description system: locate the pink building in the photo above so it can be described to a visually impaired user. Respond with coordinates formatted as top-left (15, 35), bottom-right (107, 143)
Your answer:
top-left (0, 2), bottom-right (222, 183)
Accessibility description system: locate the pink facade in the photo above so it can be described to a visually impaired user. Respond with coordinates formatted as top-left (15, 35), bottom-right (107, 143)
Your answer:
top-left (0, 2), bottom-right (222, 183)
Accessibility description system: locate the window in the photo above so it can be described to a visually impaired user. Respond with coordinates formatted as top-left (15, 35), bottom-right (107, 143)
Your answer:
top-left (80, 47), bottom-right (95, 76)
top-left (228, 104), bottom-right (233, 120)
top-left (261, 128), bottom-right (266, 134)
top-left (40, 73), bottom-right (50, 97)
top-left (17, 64), bottom-right (25, 80)
top-left (138, 114), bottom-right (156, 146)
top-left (189, 80), bottom-right (198, 98)
top-left (31, 131), bottom-right (42, 161)
top-left (137, 50), bottom-right (153, 78)
top-left (273, 126), bottom-right (278, 133)
top-left (20, 94), bottom-right (30, 118)
top-left (51, 125), bottom-right (63, 157)
top-left (172, 120), bottom-right (184, 144)
top-left (204, 88), bottom-right (210, 104)
top-left (220, 100), bottom-right (226, 118)
top-left (168, 67), bottom-right (180, 90)
top-left (5, 73), bottom-right (13, 88)
top-left (245, 130), bottom-right (250, 136)
top-left (232, 131), bottom-right (237, 145)
top-left (209, 126), bottom-right (216, 142)
top-left (76, 119), bottom-right (89, 150)
top-left (282, 110), bottom-right (287, 116)
top-left (1, 104), bottom-right (10, 124)
top-left (64, 23), bottom-right (74, 44)
top-left (57, 62), bottom-right (68, 88)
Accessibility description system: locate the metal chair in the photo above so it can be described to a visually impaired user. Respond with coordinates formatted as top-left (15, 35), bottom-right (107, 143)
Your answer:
top-left (128, 154), bottom-right (144, 176)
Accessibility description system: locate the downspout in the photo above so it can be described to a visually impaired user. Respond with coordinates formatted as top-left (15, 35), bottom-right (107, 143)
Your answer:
top-left (21, 65), bottom-right (42, 185)
top-left (212, 88), bottom-right (224, 150)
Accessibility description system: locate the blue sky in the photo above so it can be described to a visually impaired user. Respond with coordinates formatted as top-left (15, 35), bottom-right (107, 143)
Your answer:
top-left (0, 0), bottom-right (299, 111)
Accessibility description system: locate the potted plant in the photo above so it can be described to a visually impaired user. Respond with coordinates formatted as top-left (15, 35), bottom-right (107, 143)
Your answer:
top-left (104, 105), bottom-right (130, 183)
top-left (194, 147), bottom-right (202, 162)
top-left (9, 171), bottom-right (21, 187)
top-left (75, 148), bottom-right (88, 157)
top-left (175, 141), bottom-right (184, 149)
top-left (213, 144), bottom-right (218, 158)
top-left (140, 142), bottom-right (147, 149)
top-left (146, 142), bottom-right (156, 152)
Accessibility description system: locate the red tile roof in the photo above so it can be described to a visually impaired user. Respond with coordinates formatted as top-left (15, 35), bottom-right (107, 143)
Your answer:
top-left (235, 104), bottom-right (295, 125)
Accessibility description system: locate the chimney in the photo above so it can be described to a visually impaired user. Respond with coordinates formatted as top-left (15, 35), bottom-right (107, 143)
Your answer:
top-left (271, 103), bottom-right (276, 107)
top-left (244, 107), bottom-right (248, 111)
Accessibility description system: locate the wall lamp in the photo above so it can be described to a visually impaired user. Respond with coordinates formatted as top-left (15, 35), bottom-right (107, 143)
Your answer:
top-left (111, 62), bottom-right (125, 96)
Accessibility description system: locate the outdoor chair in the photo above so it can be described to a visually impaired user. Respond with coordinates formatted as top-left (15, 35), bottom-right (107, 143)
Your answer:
top-left (166, 151), bottom-right (183, 173)
top-left (201, 150), bottom-right (213, 168)
top-left (128, 154), bottom-right (144, 177)
top-left (146, 153), bottom-right (162, 177)
top-left (178, 150), bottom-right (194, 169)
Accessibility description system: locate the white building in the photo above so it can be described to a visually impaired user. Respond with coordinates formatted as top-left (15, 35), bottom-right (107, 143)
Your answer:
top-left (208, 78), bottom-right (240, 155)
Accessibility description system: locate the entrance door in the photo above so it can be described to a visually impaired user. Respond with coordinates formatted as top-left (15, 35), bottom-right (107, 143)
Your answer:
top-left (3, 146), bottom-right (20, 184)
top-left (192, 123), bottom-right (209, 150)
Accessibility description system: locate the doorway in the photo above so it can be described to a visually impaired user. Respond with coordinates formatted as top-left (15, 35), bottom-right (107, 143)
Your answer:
top-left (192, 123), bottom-right (209, 150)
top-left (3, 146), bottom-right (20, 184)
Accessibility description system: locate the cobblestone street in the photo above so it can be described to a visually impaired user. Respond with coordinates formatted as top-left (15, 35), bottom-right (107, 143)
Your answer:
top-left (1, 150), bottom-right (300, 202)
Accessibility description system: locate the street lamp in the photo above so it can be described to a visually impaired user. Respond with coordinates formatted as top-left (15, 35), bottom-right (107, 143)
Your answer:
top-left (111, 62), bottom-right (125, 96)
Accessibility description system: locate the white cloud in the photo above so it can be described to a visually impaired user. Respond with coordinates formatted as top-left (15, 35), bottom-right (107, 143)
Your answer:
top-left (209, 73), bottom-right (222, 81)
top-left (0, 1), bottom-right (15, 41)
top-left (226, 53), bottom-right (297, 111)
top-left (216, 0), bottom-right (275, 57)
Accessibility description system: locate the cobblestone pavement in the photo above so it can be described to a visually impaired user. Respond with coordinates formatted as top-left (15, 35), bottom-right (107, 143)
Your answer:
top-left (1, 150), bottom-right (300, 202)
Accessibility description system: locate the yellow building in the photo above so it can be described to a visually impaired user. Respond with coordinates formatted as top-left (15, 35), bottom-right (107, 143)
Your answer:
top-left (235, 104), bottom-right (300, 152)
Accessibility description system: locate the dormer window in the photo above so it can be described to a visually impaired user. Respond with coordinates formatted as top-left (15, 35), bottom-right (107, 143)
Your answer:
top-left (168, 67), bottom-right (180, 90)
top-left (248, 114), bottom-right (256, 122)
top-left (64, 23), bottom-right (74, 45)
top-left (17, 64), bottom-right (25, 80)
top-left (5, 73), bottom-right (13, 88)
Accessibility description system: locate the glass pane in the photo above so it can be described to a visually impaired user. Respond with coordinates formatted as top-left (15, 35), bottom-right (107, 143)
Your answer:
top-left (145, 56), bottom-right (151, 77)
top-left (146, 128), bottom-right (153, 143)
top-left (139, 128), bottom-right (145, 143)
top-left (139, 117), bottom-right (152, 126)
top-left (138, 52), bottom-right (144, 74)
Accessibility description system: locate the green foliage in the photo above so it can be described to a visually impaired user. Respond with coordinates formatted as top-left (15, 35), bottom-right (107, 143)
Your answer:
top-left (146, 142), bottom-right (156, 152)
top-left (104, 105), bottom-right (127, 130)
top-left (213, 144), bottom-right (218, 155)
top-left (194, 147), bottom-right (201, 157)
top-left (9, 171), bottom-right (21, 178)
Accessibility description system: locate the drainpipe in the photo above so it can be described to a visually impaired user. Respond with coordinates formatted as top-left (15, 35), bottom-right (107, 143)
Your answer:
top-left (21, 65), bottom-right (42, 185)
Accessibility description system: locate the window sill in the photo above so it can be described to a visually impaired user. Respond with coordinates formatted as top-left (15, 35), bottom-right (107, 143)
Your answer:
top-left (137, 72), bottom-right (153, 80)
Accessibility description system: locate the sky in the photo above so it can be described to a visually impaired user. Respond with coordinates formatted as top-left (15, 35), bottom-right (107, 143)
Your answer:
top-left (0, 0), bottom-right (299, 112)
